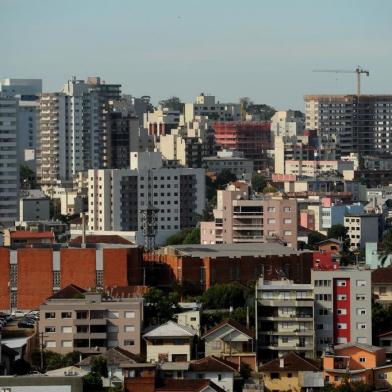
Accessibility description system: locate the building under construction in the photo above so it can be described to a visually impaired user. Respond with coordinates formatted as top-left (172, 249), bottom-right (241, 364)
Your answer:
top-left (213, 121), bottom-right (272, 170)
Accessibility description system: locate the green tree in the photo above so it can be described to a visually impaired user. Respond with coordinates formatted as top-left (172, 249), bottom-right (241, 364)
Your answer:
top-left (201, 284), bottom-right (245, 309)
top-left (307, 231), bottom-right (327, 250)
top-left (63, 351), bottom-right (82, 366)
top-left (372, 302), bottom-right (392, 343)
top-left (91, 356), bottom-right (108, 378)
top-left (380, 230), bottom-right (392, 266)
top-left (143, 287), bottom-right (180, 325)
top-left (183, 227), bottom-right (200, 244)
top-left (251, 173), bottom-right (267, 193)
top-left (159, 96), bottom-right (184, 112)
top-left (83, 371), bottom-right (103, 391)
top-left (216, 169), bottom-right (237, 189)
top-left (327, 224), bottom-right (348, 240)
top-left (12, 359), bottom-right (31, 375)
top-left (247, 104), bottom-right (276, 120)
top-left (263, 184), bottom-right (277, 194)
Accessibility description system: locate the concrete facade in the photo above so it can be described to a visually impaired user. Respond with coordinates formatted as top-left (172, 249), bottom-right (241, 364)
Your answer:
top-left (39, 289), bottom-right (143, 355)
top-left (200, 182), bottom-right (298, 248)
top-left (88, 152), bottom-right (205, 246)
top-left (311, 268), bottom-right (372, 356)
top-left (256, 276), bottom-right (315, 360)
top-left (0, 95), bottom-right (19, 226)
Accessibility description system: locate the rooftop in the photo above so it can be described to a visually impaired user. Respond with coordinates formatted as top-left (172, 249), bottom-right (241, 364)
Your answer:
top-left (47, 284), bottom-right (86, 300)
top-left (78, 347), bottom-right (142, 366)
top-left (190, 356), bottom-right (238, 373)
top-left (163, 243), bottom-right (306, 258)
top-left (10, 231), bottom-right (55, 240)
top-left (372, 267), bottom-right (392, 284)
top-left (143, 321), bottom-right (197, 338)
top-left (333, 343), bottom-right (383, 353)
top-left (259, 351), bottom-right (321, 372)
top-left (202, 319), bottom-right (254, 340)
top-left (70, 235), bottom-right (133, 245)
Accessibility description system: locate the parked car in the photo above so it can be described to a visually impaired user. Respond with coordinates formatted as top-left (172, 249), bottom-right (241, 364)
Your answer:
top-left (12, 310), bottom-right (26, 318)
top-left (18, 320), bottom-right (34, 329)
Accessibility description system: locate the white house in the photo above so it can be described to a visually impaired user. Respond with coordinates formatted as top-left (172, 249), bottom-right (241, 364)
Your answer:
top-left (143, 321), bottom-right (197, 362)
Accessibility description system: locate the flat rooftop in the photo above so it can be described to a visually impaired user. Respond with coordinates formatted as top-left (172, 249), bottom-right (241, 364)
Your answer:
top-left (164, 243), bottom-right (307, 258)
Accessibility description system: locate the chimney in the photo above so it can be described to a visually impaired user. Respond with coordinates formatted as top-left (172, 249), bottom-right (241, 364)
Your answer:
top-left (279, 357), bottom-right (284, 368)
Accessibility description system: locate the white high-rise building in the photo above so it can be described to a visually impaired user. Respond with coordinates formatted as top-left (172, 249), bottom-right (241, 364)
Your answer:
top-left (0, 95), bottom-right (19, 226)
top-left (36, 77), bottom-right (121, 186)
top-left (0, 78), bottom-right (42, 96)
top-left (88, 152), bottom-right (205, 246)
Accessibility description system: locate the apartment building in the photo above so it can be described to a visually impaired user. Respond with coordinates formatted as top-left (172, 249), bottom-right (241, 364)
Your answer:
top-left (344, 213), bottom-right (383, 250)
top-left (284, 159), bottom-right (354, 179)
top-left (311, 267), bottom-right (372, 356)
top-left (19, 190), bottom-right (50, 221)
top-left (200, 182), bottom-right (297, 247)
top-left (184, 93), bottom-right (240, 123)
top-left (256, 276), bottom-right (315, 360)
top-left (39, 284), bottom-right (143, 355)
top-left (0, 95), bottom-right (19, 226)
top-left (213, 121), bottom-right (271, 170)
top-left (270, 110), bottom-right (305, 137)
top-left (203, 150), bottom-right (254, 180)
top-left (103, 97), bottom-right (153, 169)
top-left (144, 107), bottom-right (181, 137)
top-left (304, 94), bottom-right (392, 157)
top-left (36, 77), bottom-right (121, 185)
top-left (88, 152), bottom-right (205, 246)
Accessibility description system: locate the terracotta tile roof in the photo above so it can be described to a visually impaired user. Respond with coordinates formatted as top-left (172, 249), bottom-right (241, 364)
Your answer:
top-left (372, 267), bottom-right (392, 284)
top-left (259, 351), bottom-right (321, 372)
top-left (378, 330), bottom-right (392, 338)
top-left (70, 235), bottom-right (133, 245)
top-left (78, 346), bottom-right (142, 366)
top-left (109, 285), bottom-right (149, 298)
top-left (190, 356), bottom-right (237, 373)
top-left (10, 231), bottom-right (54, 239)
top-left (334, 343), bottom-right (383, 353)
top-left (156, 379), bottom-right (225, 392)
top-left (202, 319), bottom-right (254, 340)
top-left (47, 284), bottom-right (86, 300)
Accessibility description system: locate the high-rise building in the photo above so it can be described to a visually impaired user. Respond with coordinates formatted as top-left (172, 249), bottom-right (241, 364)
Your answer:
top-left (88, 152), bottom-right (205, 246)
top-left (0, 95), bottom-right (19, 226)
top-left (184, 94), bottom-right (241, 122)
top-left (255, 275), bottom-right (315, 360)
top-left (213, 121), bottom-right (271, 170)
top-left (0, 79), bottom-right (42, 166)
top-left (304, 95), bottom-right (392, 157)
top-left (36, 77), bottom-right (121, 186)
top-left (311, 267), bottom-right (372, 357)
top-left (200, 182), bottom-right (298, 248)
top-left (102, 97), bottom-right (154, 169)
top-left (270, 110), bottom-right (305, 137)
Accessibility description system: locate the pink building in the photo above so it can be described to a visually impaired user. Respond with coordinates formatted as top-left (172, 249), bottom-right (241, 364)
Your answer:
top-left (200, 182), bottom-right (298, 248)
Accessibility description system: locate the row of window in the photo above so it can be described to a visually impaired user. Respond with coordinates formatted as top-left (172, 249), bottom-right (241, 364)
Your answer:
top-left (45, 339), bottom-right (135, 348)
top-left (45, 325), bottom-right (135, 333)
top-left (45, 310), bottom-right (135, 319)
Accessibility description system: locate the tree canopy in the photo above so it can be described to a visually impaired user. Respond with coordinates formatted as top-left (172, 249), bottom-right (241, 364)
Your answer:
top-left (143, 287), bottom-right (180, 325)
top-left (251, 173), bottom-right (267, 193)
top-left (327, 224), bottom-right (348, 240)
top-left (380, 230), bottom-right (392, 267)
top-left (201, 283), bottom-right (246, 309)
top-left (165, 227), bottom-right (200, 245)
top-left (158, 96), bottom-right (184, 112)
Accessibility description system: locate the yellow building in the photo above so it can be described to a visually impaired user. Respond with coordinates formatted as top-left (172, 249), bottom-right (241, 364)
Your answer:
top-left (259, 351), bottom-right (323, 392)
top-left (374, 364), bottom-right (392, 390)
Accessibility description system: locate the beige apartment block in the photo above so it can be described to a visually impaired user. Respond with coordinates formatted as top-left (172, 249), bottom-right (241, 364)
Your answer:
top-left (39, 285), bottom-right (143, 355)
top-left (200, 182), bottom-right (297, 248)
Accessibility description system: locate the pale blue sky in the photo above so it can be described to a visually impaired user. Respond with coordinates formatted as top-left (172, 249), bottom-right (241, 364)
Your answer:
top-left (1, 0), bottom-right (391, 109)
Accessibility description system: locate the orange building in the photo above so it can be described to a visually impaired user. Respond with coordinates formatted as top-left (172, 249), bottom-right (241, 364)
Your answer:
top-left (0, 245), bottom-right (143, 311)
top-left (144, 243), bottom-right (313, 290)
top-left (323, 343), bottom-right (386, 387)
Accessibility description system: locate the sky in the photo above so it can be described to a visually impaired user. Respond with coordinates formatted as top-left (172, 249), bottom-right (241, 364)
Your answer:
top-left (1, 0), bottom-right (392, 109)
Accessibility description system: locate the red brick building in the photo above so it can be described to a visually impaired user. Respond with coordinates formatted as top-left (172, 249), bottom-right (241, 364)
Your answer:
top-left (213, 121), bottom-right (271, 170)
top-left (144, 243), bottom-right (313, 290)
top-left (0, 245), bottom-right (143, 311)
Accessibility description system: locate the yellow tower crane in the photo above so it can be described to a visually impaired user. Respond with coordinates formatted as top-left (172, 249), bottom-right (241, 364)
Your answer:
top-left (313, 66), bottom-right (369, 95)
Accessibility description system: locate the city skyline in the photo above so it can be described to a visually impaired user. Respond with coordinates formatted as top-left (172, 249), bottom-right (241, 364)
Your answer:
top-left (2, 0), bottom-right (392, 109)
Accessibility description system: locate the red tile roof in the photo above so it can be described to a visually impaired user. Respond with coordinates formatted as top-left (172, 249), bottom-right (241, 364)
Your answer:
top-left (259, 351), bottom-right (321, 372)
top-left (70, 235), bottom-right (133, 245)
top-left (372, 267), bottom-right (392, 284)
top-left (47, 284), bottom-right (86, 300)
top-left (156, 379), bottom-right (225, 392)
top-left (190, 356), bottom-right (237, 373)
top-left (202, 319), bottom-right (254, 339)
top-left (10, 231), bottom-right (54, 239)
top-left (109, 286), bottom-right (149, 298)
